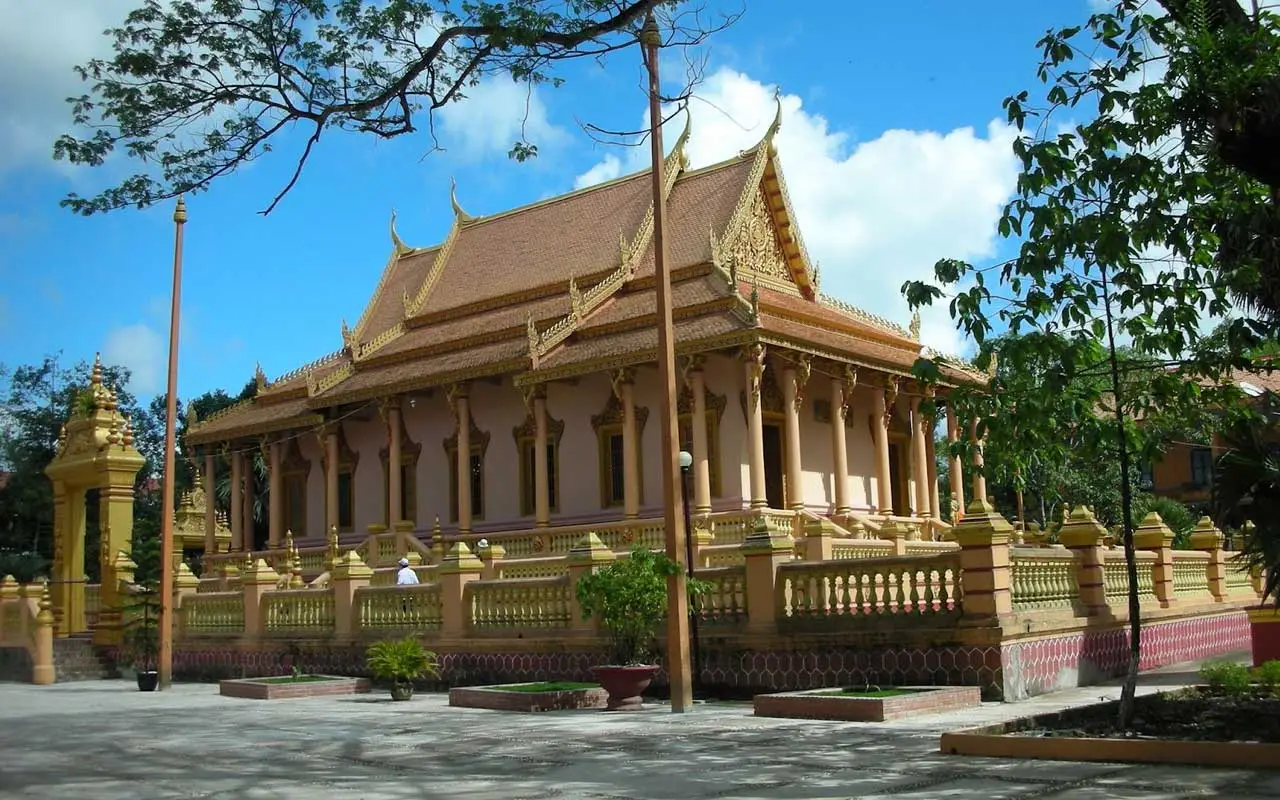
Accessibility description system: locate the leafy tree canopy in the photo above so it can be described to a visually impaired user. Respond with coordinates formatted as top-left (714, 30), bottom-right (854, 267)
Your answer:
top-left (53, 0), bottom-right (735, 216)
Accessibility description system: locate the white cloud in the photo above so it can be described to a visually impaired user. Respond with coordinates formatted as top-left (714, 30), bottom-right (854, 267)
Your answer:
top-left (0, 0), bottom-right (136, 175)
top-left (573, 154), bottom-right (623, 190)
top-left (103, 323), bottom-right (166, 397)
top-left (574, 68), bottom-right (1019, 356)
top-left (437, 76), bottom-right (569, 161)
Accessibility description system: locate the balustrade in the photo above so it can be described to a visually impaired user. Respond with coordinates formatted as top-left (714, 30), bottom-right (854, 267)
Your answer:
top-left (468, 576), bottom-right (571, 630)
top-left (1103, 552), bottom-right (1157, 603)
top-left (262, 589), bottom-right (335, 634)
top-left (1010, 549), bottom-right (1078, 610)
top-left (693, 566), bottom-right (748, 625)
top-left (84, 584), bottom-right (101, 629)
top-left (777, 554), bottom-right (962, 626)
top-left (182, 592), bottom-right (244, 636)
top-left (1171, 551), bottom-right (1213, 598)
top-left (357, 584), bottom-right (443, 632)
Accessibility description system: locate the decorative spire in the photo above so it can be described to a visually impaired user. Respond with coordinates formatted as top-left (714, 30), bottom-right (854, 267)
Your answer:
top-left (173, 195), bottom-right (188, 224)
top-left (670, 108), bottom-right (692, 171)
top-left (909, 310), bottom-right (921, 340)
top-left (340, 319), bottom-right (354, 352)
top-left (568, 275), bottom-right (585, 320)
top-left (121, 415), bottom-right (134, 447)
top-left (763, 91), bottom-right (783, 153)
top-left (389, 208), bottom-right (412, 256)
top-left (185, 403), bottom-right (199, 429)
top-left (254, 362), bottom-right (268, 390)
top-left (90, 353), bottom-right (103, 391)
top-left (526, 314), bottom-right (540, 359)
top-left (986, 349), bottom-right (999, 378)
top-left (450, 177), bottom-right (473, 222)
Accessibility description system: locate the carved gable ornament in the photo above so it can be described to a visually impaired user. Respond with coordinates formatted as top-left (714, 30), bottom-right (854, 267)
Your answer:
top-left (731, 189), bottom-right (792, 284)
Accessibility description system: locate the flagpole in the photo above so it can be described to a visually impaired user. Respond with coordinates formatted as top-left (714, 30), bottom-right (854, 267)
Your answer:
top-left (159, 195), bottom-right (186, 690)
top-left (642, 12), bottom-right (694, 713)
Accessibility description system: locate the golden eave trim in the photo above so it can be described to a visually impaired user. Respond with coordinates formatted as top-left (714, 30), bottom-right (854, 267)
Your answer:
top-left (574, 299), bottom-right (741, 340)
top-left (360, 327), bottom-right (528, 370)
top-left (404, 215), bottom-right (462, 318)
top-left (187, 412), bottom-right (327, 447)
top-left (514, 331), bottom-right (757, 387)
top-left (760, 298), bottom-right (919, 351)
top-left (310, 357), bottom-right (531, 408)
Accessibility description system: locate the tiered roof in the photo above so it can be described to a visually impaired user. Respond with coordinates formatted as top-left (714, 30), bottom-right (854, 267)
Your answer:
top-left (189, 109), bottom-right (981, 445)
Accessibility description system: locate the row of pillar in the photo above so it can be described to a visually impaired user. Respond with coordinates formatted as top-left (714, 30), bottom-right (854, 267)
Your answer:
top-left (202, 348), bottom-right (990, 550)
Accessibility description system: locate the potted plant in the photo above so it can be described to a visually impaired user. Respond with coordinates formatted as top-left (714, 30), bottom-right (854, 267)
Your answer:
top-left (120, 583), bottom-right (161, 691)
top-left (575, 545), bottom-right (705, 711)
top-left (365, 636), bottom-right (439, 700)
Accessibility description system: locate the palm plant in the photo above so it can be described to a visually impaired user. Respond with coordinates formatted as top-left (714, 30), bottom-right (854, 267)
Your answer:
top-left (1213, 393), bottom-right (1280, 606)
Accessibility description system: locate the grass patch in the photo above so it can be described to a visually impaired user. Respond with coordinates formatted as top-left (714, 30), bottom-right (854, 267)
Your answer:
top-left (816, 687), bottom-right (924, 698)
top-left (500, 681), bottom-right (599, 693)
top-left (253, 675), bottom-right (336, 685)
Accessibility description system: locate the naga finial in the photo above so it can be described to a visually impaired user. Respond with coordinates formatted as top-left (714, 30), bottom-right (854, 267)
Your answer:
top-left (763, 91), bottom-right (783, 152)
top-left (389, 208), bottom-right (411, 256)
top-left (450, 177), bottom-right (473, 222)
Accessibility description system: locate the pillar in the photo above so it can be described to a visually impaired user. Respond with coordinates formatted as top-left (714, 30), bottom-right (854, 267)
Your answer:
top-left (387, 399), bottom-right (403, 525)
top-left (229, 450), bottom-right (244, 551)
top-left (240, 558), bottom-right (279, 637)
top-left (740, 515), bottom-right (794, 630)
top-left (30, 585), bottom-right (54, 685)
top-left (50, 482), bottom-right (70, 637)
top-left (1134, 511), bottom-right (1176, 607)
top-left (690, 366), bottom-right (712, 515)
top-left (946, 404), bottom-right (965, 521)
top-left (1188, 516), bottom-right (1227, 602)
top-left (454, 386), bottom-right (472, 534)
top-left (438, 542), bottom-right (483, 635)
top-left (872, 389), bottom-right (893, 514)
top-left (242, 452), bottom-right (255, 550)
top-left (743, 346), bottom-right (767, 510)
top-left (331, 551), bottom-right (372, 640)
top-left (831, 377), bottom-right (851, 516)
top-left (620, 375), bottom-right (640, 519)
top-left (910, 396), bottom-right (930, 518)
top-left (782, 365), bottom-right (804, 511)
top-left (268, 440), bottom-right (283, 548)
top-left (969, 417), bottom-right (988, 504)
top-left (1058, 505), bottom-right (1108, 615)
top-left (952, 498), bottom-right (1014, 620)
top-left (203, 451), bottom-right (217, 553)
top-left (325, 425), bottom-right (340, 534)
top-left (534, 388), bottom-right (550, 527)
top-left (567, 532), bottom-right (616, 630)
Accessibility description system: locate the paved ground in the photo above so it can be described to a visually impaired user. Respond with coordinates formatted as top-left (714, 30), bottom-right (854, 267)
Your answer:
top-left (1, 662), bottom-right (1278, 799)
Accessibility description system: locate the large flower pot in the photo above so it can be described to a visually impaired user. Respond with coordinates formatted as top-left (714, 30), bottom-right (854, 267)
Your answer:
top-left (1249, 606), bottom-right (1280, 667)
top-left (390, 681), bottom-right (414, 701)
top-left (136, 671), bottom-right (159, 692)
top-left (591, 665), bottom-right (659, 711)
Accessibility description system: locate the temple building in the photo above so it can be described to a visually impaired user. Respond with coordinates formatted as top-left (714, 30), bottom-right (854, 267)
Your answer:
top-left (186, 108), bottom-right (985, 553)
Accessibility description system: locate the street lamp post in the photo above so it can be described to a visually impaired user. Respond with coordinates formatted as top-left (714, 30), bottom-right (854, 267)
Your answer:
top-left (678, 449), bottom-right (700, 697)
top-left (158, 195), bottom-right (187, 691)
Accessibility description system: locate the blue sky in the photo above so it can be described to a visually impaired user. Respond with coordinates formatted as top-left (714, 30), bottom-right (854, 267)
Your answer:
top-left (0, 1), bottom-right (1093, 403)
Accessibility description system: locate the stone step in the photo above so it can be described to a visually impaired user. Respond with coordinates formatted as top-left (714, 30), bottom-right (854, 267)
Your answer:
top-left (52, 638), bottom-right (118, 682)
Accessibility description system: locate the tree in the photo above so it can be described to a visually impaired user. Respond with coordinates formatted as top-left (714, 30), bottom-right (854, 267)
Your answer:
top-left (904, 0), bottom-right (1277, 728)
top-left (53, 0), bottom-right (737, 216)
top-left (1214, 392), bottom-right (1280, 605)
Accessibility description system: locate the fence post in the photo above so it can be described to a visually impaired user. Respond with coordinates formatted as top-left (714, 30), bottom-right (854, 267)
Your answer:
top-left (438, 542), bottom-right (483, 636)
top-left (332, 551), bottom-right (372, 640)
top-left (567, 532), bottom-right (615, 630)
top-left (802, 516), bottom-right (835, 561)
top-left (478, 542), bottom-right (506, 580)
top-left (241, 558), bottom-right (279, 639)
top-left (1058, 506), bottom-right (1109, 616)
top-left (1187, 516), bottom-right (1226, 602)
top-left (31, 582), bottom-right (55, 685)
top-left (881, 520), bottom-right (908, 556)
top-left (1134, 512), bottom-right (1176, 607)
top-left (952, 499), bottom-right (1014, 621)
top-left (740, 515), bottom-right (793, 631)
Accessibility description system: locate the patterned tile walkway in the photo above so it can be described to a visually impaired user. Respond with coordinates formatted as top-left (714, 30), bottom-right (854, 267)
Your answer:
top-left (0, 659), bottom-right (1276, 799)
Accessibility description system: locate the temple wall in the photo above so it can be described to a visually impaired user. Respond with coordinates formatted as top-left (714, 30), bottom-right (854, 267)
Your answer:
top-left (469, 380), bottom-right (531, 525)
top-left (404, 392), bottom-right (455, 529)
top-left (705, 353), bottom-right (748, 510)
top-left (847, 387), bottom-right (880, 511)
top-left (347, 414), bottom-right (384, 534)
top-left (299, 433), bottom-right (325, 539)
top-left (549, 371), bottom-right (615, 522)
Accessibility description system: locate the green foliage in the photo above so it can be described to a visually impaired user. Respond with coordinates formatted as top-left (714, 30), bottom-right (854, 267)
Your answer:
top-left (574, 545), bottom-right (706, 666)
top-left (53, 0), bottom-right (736, 216)
top-left (364, 637), bottom-right (439, 684)
top-left (1213, 393), bottom-right (1280, 606)
top-left (1132, 495), bottom-right (1197, 547)
top-left (1254, 660), bottom-right (1280, 692)
top-left (1200, 660), bottom-right (1254, 696)
top-left (0, 551), bottom-right (49, 584)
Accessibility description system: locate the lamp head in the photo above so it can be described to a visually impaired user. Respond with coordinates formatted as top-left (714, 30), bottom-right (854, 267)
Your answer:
top-left (678, 450), bottom-right (693, 471)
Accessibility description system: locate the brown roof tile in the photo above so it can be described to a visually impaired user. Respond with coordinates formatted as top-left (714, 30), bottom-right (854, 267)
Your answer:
top-left (321, 339), bottom-right (529, 403)
top-left (754, 285), bottom-right (918, 348)
top-left (534, 312), bottom-right (746, 372)
top-left (355, 246), bottom-right (440, 348)
top-left (187, 395), bottom-right (323, 444)
top-left (375, 293), bottom-right (571, 361)
top-left (415, 173), bottom-right (653, 316)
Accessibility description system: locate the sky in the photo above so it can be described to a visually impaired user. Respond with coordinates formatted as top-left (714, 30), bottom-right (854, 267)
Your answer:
top-left (0, 0), bottom-right (1098, 403)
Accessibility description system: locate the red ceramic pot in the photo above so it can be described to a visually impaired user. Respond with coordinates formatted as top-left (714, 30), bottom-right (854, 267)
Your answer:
top-left (591, 665), bottom-right (660, 711)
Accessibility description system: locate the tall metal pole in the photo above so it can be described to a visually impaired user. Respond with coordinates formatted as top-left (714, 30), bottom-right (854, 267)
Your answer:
top-left (642, 12), bottom-right (693, 713)
top-left (159, 196), bottom-right (187, 690)
top-left (680, 460), bottom-right (701, 697)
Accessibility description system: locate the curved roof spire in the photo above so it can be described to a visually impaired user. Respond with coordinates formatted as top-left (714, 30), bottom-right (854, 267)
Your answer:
top-left (764, 91), bottom-right (783, 153)
top-left (450, 177), bottom-right (473, 222)
top-left (670, 106), bottom-right (692, 168)
top-left (389, 209), bottom-right (411, 256)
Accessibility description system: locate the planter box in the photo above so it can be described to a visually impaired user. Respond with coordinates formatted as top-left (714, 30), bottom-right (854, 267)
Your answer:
top-left (940, 699), bottom-right (1280, 770)
top-left (449, 683), bottom-right (608, 713)
top-left (219, 675), bottom-right (371, 700)
top-left (1249, 606), bottom-right (1280, 667)
top-left (755, 686), bottom-right (981, 722)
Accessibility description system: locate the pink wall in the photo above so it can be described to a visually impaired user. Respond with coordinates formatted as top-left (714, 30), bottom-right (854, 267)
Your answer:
top-left (286, 351), bottom-right (910, 542)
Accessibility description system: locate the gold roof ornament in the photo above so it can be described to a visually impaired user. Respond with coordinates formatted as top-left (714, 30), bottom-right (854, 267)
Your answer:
top-left (986, 349), bottom-right (999, 378)
top-left (389, 208), bottom-right (412, 256)
top-left (450, 177), bottom-right (473, 222)
top-left (340, 319), bottom-right (354, 352)
top-left (765, 92), bottom-right (783, 155)
top-left (254, 362), bottom-right (268, 391)
top-left (909, 310), bottom-right (921, 341)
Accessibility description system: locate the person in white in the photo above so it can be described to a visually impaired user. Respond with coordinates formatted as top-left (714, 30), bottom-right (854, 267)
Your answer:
top-left (396, 557), bottom-right (419, 585)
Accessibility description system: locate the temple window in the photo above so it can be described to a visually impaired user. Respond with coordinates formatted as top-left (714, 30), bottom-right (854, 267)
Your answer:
top-left (677, 383), bottom-right (727, 498)
top-left (592, 390), bottom-right (648, 510)
top-left (514, 410), bottom-right (564, 517)
top-left (381, 414), bottom-right (422, 524)
top-left (280, 439), bottom-right (310, 536)
top-left (444, 416), bottom-right (490, 523)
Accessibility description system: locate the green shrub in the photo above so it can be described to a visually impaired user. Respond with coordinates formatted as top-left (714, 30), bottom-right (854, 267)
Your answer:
top-left (1200, 660), bottom-right (1252, 695)
top-left (0, 551), bottom-right (49, 584)
top-left (1253, 660), bottom-right (1280, 693)
top-left (365, 637), bottom-right (438, 684)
